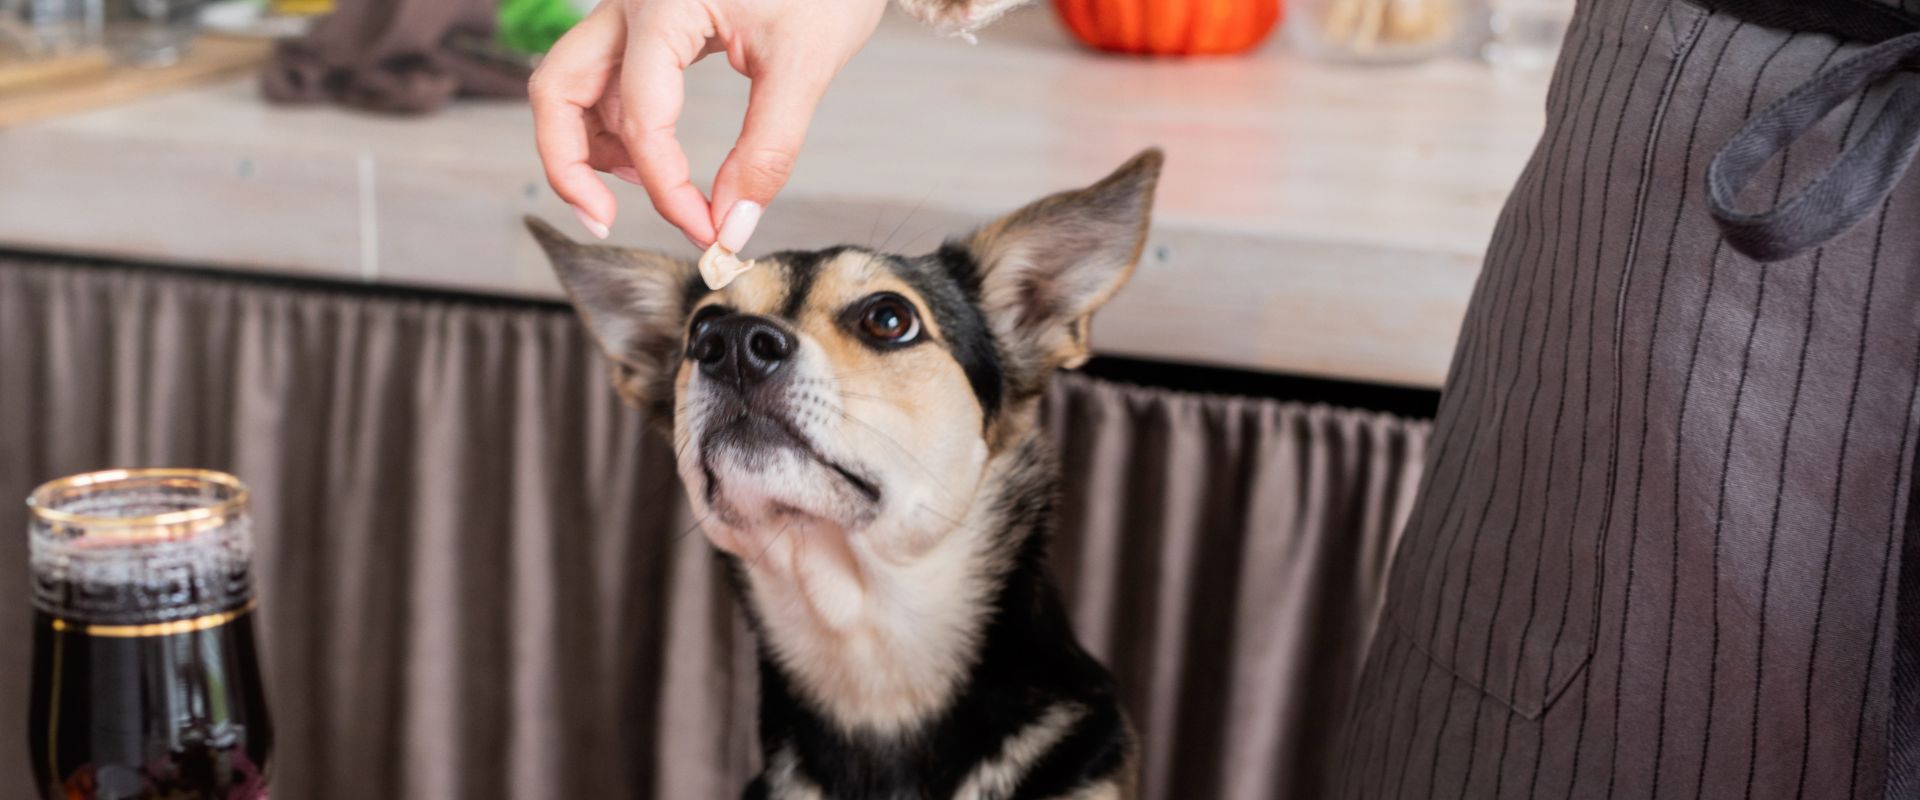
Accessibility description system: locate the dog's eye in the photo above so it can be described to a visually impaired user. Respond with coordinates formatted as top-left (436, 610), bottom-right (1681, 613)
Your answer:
top-left (855, 294), bottom-right (921, 345)
top-left (689, 305), bottom-right (730, 340)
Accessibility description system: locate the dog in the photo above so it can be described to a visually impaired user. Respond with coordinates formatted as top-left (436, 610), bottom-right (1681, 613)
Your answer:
top-left (528, 148), bottom-right (1162, 800)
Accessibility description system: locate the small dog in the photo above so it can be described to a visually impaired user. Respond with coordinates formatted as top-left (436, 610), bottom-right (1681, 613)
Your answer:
top-left (529, 149), bottom-right (1162, 800)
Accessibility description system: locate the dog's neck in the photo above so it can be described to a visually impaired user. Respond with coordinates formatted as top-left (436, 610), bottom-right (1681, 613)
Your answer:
top-left (728, 431), bottom-right (1059, 736)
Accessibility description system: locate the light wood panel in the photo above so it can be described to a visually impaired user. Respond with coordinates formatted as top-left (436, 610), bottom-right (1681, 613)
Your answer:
top-left (0, 36), bottom-right (270, 128)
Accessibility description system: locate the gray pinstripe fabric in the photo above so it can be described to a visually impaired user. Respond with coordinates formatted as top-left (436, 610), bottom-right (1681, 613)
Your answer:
top-left (1335, 1), bottom-right (1920, 796)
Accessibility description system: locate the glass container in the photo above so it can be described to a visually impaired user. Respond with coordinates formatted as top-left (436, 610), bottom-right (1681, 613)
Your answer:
top-left (1, 0), bottom-right (104, 57)
top-left (1289, 0), bottom-right (1465, 64)
top-left (26, 469), bottom-right (273, 800)
top-left (102, 0), bottom-right (198, 67)
top-left (1478, 0), bottom-right (1575, 70)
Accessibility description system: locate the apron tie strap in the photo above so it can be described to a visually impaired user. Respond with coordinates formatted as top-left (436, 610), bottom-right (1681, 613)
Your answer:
top-left (1699, 0), bottom-right (1920, 262)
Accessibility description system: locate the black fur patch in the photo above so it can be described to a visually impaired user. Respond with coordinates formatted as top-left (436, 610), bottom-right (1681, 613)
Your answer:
top-left (774, 247), bottom-right (844, 320)
top-left (896, 244), bottom-right (1006, 423)
top-left (681, 270), bottom-right (714, 312)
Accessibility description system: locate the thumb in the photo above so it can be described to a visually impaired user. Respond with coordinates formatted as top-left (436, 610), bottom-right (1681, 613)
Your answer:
top-left (710, 64), bottom-right (831, 253)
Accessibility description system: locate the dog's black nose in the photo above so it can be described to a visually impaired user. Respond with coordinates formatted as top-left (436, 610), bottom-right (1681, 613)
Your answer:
top-left (691, 315), bottom-right (795, 388)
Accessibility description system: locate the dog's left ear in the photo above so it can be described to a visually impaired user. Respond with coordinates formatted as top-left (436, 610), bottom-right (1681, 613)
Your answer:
top-left (525, 216), bottom-right (698, 422)
top-left (964, 148), bottom-right (1162, 393)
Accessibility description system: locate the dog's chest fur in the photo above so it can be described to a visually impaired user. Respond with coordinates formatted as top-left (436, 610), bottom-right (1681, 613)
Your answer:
top-left (736, 440), bottom-right (1136, 800)
top-left (736, 504), bottom-right (1002, 733)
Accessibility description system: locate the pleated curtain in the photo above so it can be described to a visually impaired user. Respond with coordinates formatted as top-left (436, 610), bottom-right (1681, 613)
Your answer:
top-left (0, 253), bottom-right (1429, 799)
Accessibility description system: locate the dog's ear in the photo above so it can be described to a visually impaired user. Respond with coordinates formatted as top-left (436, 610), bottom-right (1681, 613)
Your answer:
top-left (963, 148), bottom-right (1161, 393)
top-left (526, 216), bottom-right (697, 418)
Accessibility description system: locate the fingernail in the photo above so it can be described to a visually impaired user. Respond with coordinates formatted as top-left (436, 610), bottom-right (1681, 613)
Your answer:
top-left (611, 167), bottom-right (641, 185)
top-left (570, 205), bottom-right (610, 240)
top-left (717, 200), bottom-right (762, 253)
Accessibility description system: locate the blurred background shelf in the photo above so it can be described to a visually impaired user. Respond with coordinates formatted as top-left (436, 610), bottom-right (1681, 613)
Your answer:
top-left (0, 7), bottom-right (1548, 389)
top-left (0, 35), bottom-right (269, 127)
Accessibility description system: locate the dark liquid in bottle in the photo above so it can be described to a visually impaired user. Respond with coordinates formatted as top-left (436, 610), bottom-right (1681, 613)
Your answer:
top-left (28, 602), bottom-right (272, 800)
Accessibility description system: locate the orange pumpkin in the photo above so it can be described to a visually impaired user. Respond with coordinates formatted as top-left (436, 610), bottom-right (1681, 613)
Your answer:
top-left (1052, 0), bottom-right (1284, 56)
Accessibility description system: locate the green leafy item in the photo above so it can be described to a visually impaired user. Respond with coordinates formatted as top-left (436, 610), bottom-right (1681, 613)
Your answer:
top-left (498, 0), bottom-right (584, 55)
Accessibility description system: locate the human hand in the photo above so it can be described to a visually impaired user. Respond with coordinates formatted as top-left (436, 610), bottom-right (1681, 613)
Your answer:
top-left (530, 0), bottom-right (888, 251)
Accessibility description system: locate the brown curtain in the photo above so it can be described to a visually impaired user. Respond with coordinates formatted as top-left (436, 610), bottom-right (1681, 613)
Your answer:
top-left (0, 253), bottom-right (1428, 799)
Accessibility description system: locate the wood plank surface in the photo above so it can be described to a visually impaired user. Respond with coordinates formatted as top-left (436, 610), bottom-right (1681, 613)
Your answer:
top-left (0, 35), bottom-right (269, 128)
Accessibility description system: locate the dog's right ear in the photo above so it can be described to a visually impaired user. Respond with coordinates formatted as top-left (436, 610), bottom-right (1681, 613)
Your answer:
top-left (961, 149), bottom-right (1161, 397)
top-left (526, 216), bottom-right (698, 418)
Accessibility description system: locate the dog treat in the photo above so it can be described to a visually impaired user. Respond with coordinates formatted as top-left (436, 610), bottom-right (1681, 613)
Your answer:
top-left (699, 243), bottom-right (757, 290)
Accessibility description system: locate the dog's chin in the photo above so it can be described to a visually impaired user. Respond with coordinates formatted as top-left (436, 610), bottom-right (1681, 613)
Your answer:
top-left (695, 414), bottom-right (883, 532)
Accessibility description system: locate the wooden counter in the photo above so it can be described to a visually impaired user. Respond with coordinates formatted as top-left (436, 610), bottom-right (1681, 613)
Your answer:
top-left (0, 8), bottom-right (1549, 388)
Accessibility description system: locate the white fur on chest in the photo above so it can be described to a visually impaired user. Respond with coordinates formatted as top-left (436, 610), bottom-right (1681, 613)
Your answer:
top-left (739, 501), bottom-right (1008, 733)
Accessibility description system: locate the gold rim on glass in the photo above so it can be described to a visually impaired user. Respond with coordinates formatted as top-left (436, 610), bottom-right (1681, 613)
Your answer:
top-left (27, 468), bottom-right (250, 534)
top-left (49, 599), bottom-right (259, 638)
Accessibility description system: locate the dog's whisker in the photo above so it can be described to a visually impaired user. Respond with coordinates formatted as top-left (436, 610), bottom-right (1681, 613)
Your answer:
top-left (833, 408), bottom-right (965, 504)
top-left (863, 206), bottom-right (885, 251)
top-left (876, 191), bottom-right (932, 255)
top-left (748, 517), bottom-right (799, 570)
top-left (820, 368), bottom-right (899, 382)
top-left (897, 225), bottom-right (940, 255)
top-left (912, 501), bottom-right (969, 530)
top-left (832, 391), bottom-right (899, 406)
top-left (819, 363), bottom-right (900, 377)
top-left (670, 509), bottom-right (713, 544)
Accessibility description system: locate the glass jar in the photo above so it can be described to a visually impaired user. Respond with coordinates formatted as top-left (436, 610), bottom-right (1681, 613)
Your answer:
top-left (1, 0), bottom-right (103, 57)
top-left (1288, 0), bottom-right (1466, 64)
top-left (26, 469), bottom-right (274, 800)
top-left (102, 0), bottom-right (200, 67)
top-left (1478, 0), bottom-right (1575, 69)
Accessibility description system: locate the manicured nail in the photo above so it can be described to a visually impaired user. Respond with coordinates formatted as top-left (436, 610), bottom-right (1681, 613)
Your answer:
top-left (717, 200), bottom-right (762, 254)
top-left (611, 166), bottom-right (641, 185)
top-left (570, 205), bottom-right (609, 240)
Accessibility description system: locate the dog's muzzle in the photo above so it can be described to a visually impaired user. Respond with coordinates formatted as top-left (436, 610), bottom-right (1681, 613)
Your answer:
top-left (688, 315), bottom-right (884, 507)
top-left (691, 313), bottom-right (803, 453)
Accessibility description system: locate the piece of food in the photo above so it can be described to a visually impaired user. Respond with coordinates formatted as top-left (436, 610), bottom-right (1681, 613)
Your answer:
top-left (699, 243), bottom-right (757, 290)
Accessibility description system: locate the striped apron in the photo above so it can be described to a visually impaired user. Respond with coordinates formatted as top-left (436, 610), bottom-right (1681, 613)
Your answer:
top-left (1335, 0), bottom-right (1920, 796)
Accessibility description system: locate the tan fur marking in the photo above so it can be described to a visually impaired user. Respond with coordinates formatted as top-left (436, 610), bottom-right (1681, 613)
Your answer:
top-left (1072, 783), bottom-right (1126, 800)
top-left (759, 747), bottom-right (826, 800)
top-left (955, 703), bottom-right (1086, 799)
top-left (714, 254), bottom-right (789, 315)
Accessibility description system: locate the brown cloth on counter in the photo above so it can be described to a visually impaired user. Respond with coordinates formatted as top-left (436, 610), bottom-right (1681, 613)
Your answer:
top-left (262, 0), bottom-right (527, 113)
